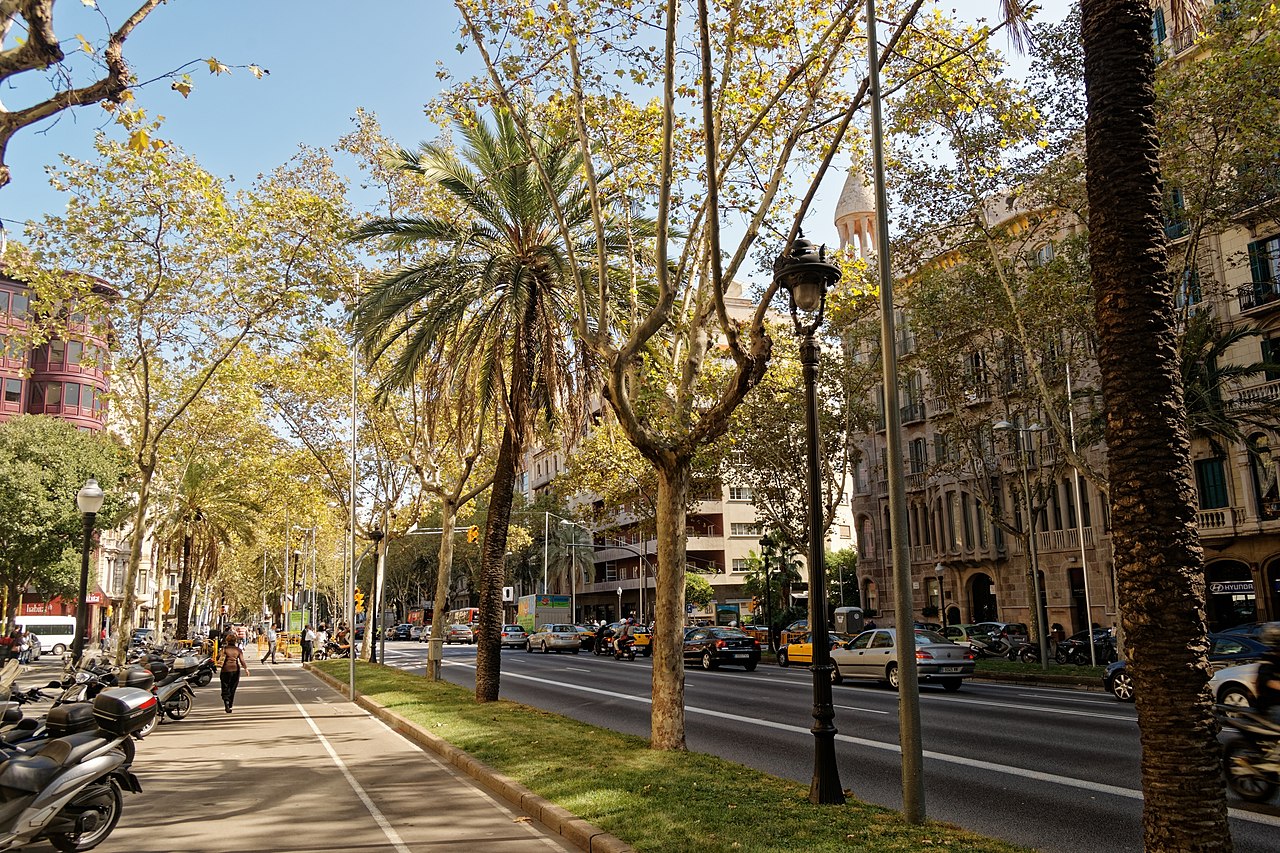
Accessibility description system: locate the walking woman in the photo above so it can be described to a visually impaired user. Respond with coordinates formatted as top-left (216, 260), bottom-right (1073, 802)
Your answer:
top-left (217, 634), bottom-right (250, 713)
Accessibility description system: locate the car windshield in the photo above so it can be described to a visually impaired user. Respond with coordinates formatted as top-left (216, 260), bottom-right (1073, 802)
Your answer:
top-left (914, 630), bottom-right (948, 644)
top-left (549, 625), bottom-right (575, 633)
top-left (502, 625), bottom-right (523, 632)
top-left (709, 628), bottom-right (749, 638)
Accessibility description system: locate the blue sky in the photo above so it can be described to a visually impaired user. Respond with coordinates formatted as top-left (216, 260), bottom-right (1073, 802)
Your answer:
top-left (0, 0), bottom-right (1074, 238)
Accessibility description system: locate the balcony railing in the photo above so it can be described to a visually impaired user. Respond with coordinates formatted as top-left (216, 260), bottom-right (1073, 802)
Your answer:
top-left (906, 471), bottom-right (926, 491)
top-left (1231, 378), bottom-right (1280, 407)
top-left (1196, 507), bottom-right (1244, 532)
top-left (1238, 280), bottom-right (1280, 313)
top-left (901, 401), bottom-right (926, 423)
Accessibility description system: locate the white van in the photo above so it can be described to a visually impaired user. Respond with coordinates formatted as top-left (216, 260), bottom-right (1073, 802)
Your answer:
top-left (19, 616), bottom-right (78, 657)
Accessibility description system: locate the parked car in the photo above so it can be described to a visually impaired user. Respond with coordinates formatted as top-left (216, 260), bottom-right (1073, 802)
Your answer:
top-left (830, 628), bottom-right (975, 692)
top-left (940, 624), bottom-right (995, 649)
top-left (1220, 622), bottom-right (1268, 639)
top-left (777, 633), bottom-right (849, 667)
top-left (443, 624), bottom-right (475, 644)
top-left (576, 625), bottom-right (597, 650)
top-left (385, 623), bottom-right (412, 641)
top-left (409, 624), bottom-right (426, 641)
top-left (683, 627), bottom-right (760, 671)
top-left (913, 621), bottom-right (944, 633)
top-left (973, 621), bottom-right (1029, 646)
top-left (526, 624), bottom-right (581, 654)
top-left (500, 624), bottom-right (528, 649)
top-left (1105, 634), bottom-right (1270, 701)
top-left (779, 619), bottom-right (809, 647)
top-left (1209, 662), bottom-right (1261, 707)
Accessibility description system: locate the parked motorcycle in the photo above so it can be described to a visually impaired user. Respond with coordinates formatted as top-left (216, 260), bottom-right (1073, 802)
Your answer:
top-left (1222, 707), bottom-right (1280, 803)
top-left (0, 686), bottom-right (155, 852)
top-left (1055, 636), bottom-right (1117, 666)
top-left (971, 635), bottom-right (1016, 660)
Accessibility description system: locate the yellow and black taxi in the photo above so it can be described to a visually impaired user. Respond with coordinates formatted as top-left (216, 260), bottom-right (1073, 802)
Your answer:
top-left (777, 632), bottom-right (851, 667)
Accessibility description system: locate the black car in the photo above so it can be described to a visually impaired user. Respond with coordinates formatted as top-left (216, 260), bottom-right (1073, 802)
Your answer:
top-left (682, 627), bottom-right (760, 671)
top-left (1103, 632), bottom-right (1270, 701)
top-left (384, 624), bottom-right (412, 641)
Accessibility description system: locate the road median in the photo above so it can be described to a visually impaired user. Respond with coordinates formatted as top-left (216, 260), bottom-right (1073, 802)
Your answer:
top-left (308, 660), bottom-right (1029, 853)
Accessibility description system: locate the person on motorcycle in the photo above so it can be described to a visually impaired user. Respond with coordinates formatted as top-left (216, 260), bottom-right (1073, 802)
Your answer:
top-left (1257, 622), bottom-right (1280, 770)
top-left (615, 619), bottom-right (634, 657)
top-left (594, 621), bottom-right (614, 655)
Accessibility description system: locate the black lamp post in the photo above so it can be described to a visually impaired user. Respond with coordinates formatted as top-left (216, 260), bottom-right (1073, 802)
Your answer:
top-left (773, 234), bottom-right (844, 805)
top-left (758, 533), bottom-right (776, 654)
top-left (73, 477), bottom-right (105, 666)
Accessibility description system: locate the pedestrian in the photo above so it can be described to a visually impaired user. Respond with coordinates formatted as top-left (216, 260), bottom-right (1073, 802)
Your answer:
top-left (261, 623), bottom-right (278, 664)
top-left (1050, 623), bottom-right (1066, 654)
top-left (301, 624), bottom-right (315, 663)
top-left (13, 626), bottom-right (29, 665)
top-left (217, 634), bottom-right (250, 713)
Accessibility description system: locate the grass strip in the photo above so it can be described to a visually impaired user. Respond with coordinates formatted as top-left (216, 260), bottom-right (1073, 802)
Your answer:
top-left (315, 660), bottom-right (1029, 853)
top-left (974, 657), bottom-right (1107, 679)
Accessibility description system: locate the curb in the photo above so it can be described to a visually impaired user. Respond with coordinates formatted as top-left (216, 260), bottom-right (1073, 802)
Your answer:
top-left (305, 664), bottom-right (634, 853)
top-left (971, 671), bottom-right (1105, 691)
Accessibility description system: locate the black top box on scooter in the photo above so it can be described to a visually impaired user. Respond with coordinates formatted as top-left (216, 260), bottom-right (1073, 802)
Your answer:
top-left (91, 687), bottom-right (157, 736)
top-left (0, 701), bottom-right (21, 726)
top-left (45, 702), bottom-right (97, 737)
top-left (146, 661), bottom-right (169, 682)
top-left (122, 668), bottom-right (154, 690)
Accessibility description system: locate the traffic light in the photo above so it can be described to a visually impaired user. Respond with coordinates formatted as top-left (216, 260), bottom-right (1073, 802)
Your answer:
top-left (467, 525), bottom-right (480, 544)
top-left (355, 589), bottom-right (365, 613)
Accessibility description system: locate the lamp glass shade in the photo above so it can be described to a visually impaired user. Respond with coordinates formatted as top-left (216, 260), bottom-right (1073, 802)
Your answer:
top-left (77, 478), bottom-right (105, 514)
top-left (992, 420), bottom-right (1013, 432)
top-left (792, 280), bottom-right (823, 312)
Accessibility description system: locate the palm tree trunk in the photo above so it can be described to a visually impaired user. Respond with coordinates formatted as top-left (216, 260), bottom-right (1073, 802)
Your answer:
top-left (650, 463), bottom-right (689, 750)
top-left (1081, 2), bottom-right (1231, 848)
top-left (174, 533), bottom-right (193, 640)
top-left (475, 420), bottom-right (520, 702)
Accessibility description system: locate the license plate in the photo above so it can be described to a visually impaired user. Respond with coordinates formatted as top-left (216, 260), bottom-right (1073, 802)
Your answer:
top-left (941, 666), bottom-right (961, 673)
top-left (730, 653), bottom-right (746, 657)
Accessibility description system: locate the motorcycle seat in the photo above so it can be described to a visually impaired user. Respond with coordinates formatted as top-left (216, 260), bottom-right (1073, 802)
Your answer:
top-left (0, 753), bottom-right (61, 793)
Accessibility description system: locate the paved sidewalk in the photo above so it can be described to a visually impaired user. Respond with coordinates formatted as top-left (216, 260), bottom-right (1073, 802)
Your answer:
top-left (27, 661), bottom-right (573, 853)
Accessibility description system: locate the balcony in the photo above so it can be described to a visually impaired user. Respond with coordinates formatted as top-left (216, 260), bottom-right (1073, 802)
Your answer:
top-left (1196, 507), bottom-right (1244, 533)
top-left (900, 401), bottom-right (926, 424)
top-left (906, 471), bottom-right (926, 491)
top-left (1231, 378), bottom-right (1280, 407)
top-left (1238, 280), bottom-right (1280, 314)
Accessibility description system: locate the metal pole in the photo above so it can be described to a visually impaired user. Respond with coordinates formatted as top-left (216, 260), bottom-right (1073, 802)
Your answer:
top-left (282, 505), bottom-right (289, 630)
top-left (348, 286), bottom-right (358, 699)
top-left (543, 512), bottom-right (550, 595)
top-left (1020, 434), bottom-right (1050, 670)
top-left (868, 0), bottom-right (924, 822)
top-left (72, 510), bottom-right (95, 665)
top-left (1066, 359), bottom-right (1097, 665)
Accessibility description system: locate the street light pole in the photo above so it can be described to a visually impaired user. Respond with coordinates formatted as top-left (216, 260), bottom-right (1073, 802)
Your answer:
top-left (773, 234), bottom-right (844, 805)
top-left (759, 534), bottom-right (775, 654)
top-left (73, 478), bottom-right (105, 666)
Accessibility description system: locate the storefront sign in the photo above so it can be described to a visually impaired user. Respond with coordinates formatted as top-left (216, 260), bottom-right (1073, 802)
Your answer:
top-left (1208, 580), bottom-right (1254, 595)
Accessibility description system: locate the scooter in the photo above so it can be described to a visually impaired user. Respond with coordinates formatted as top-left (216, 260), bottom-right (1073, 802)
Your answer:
top-left (1222, 707), bottom-right (1280, 804)
top-left (0, 686), bottom-right (155, 852)
top-left (613, 635), bottom-right (636, 661)
top-left (143, 660), bottom-right (195, 722)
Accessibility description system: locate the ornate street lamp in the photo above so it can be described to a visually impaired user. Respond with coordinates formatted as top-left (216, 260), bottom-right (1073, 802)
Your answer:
top-left (758, 533), bottom-right (776, 654)
top-left (773, 234), bottom-right (845, 805)
top-left (73, 477), bottom-right (105, 665)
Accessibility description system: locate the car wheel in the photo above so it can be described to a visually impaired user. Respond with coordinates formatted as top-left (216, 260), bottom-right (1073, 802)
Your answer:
top-left (777, 650), bottom-right (789, 668)
top-left (830, 665), bottom-right (844, 685)
top-left (1219, 685), bottom-right (1254, 708)
top-left (886, 663), bottom-right (900, 691)
top-left (572, 648), bottom-right (580, 654)
top-left (941, 678), bottom-right (963, 693)
top-left (52, 644), bottom-right (66, 656)
top-left (701, 651), bottom-right (717, 671)
top-left (525, 641), bottom-right (532, 653)
top-left (541, 641), bottom-right (549, 654)
top-left (744, 661), bottom-right (757, 672)
top-left (1110, 670), bottom-right (1135, 702)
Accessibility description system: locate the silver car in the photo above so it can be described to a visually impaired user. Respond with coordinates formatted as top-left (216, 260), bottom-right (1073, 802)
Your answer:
top-left (831, 628), bottom-right (975, 692)
top-left (526, 623), bottom-right (581, 654)
top-left (1209, 663), bottom-right (1260, 707)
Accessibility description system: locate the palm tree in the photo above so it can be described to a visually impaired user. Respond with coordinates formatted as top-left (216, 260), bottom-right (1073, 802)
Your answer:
top-left (1180, 311), bottom-right (1280, 453)
top-left (351, 107), bottom-right (644, 702)
top-left (154, 459), bottom-right (261, 640)
top-left (1079, 0), bottom-right (1230, 847)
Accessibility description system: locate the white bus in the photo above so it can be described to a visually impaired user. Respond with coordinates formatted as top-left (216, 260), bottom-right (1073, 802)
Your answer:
top-left (19, 616), bottom-right (78, 657)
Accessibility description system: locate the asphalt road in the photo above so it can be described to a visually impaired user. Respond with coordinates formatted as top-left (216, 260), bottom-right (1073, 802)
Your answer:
top-left (379, 639), bottom-right (1280, 853)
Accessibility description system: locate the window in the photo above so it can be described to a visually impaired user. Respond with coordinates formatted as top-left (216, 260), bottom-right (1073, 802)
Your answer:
top-left (730, 523), bottom-right (758, 537)
top-left (67, 341), bottom-right (83, 365)
top-left (63, 382), bottom-right (80, 408)
top-left (3, 378), bottom-right (21, 403)
top-left (1151, 6), bottom-right (1167, 44)
top-left (1163, 187), bottom-right (1187, 239)
top-left (731, 559), bottom-right (749, 573)
top-left (48, 340), bottom-right (65, 366)
top-left (0, 292), bottom-right (8, 313)
top-left (728, 486), bottom-right (753, 501)
top-left (8, 292), bottom-right (28, 317)
top-left (1032, 242), bottom-right (1056, 267)
top-left (43, 382), bottom-right (60, 406)
top-left (1194, 458), bottom-right (1229, 510)
top-left (908, 438), bottom-right (927, 474)
top-left (961, 492), bottom-right (974, 550)
top-left (1245, 234), bottom-right (1280, 310)
top-left (1049, 482), bottom-right (1063, 531)
top-left (838, 524), bottom-right (851, 539)
top-left (1175, 269), bottom-right (1203, 309)
top-left (1263, 336), bottom-right (1280, 383)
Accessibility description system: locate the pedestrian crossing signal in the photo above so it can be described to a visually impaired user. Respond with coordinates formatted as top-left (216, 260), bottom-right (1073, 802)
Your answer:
top-left (355, 589), bottom-right (365, 613)
top-left (467, 525), bottom-right (480, 544)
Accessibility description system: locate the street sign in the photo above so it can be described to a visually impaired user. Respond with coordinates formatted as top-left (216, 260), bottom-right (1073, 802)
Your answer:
top-left (502, 586), bottom-right (514, 602)
top-left (686, 604), bottom-right (694, 614)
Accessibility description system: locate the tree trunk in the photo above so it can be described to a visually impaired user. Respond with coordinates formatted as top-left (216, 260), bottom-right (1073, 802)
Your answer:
top-left (1081, 2), bottom-right (1231, 849)
top-left (112, 463), bottom-right (153, 663)
top-left (174, 533), bottom-right (193, 641)
top-left (426, 499), bottom-right (458, 681)
top-left (475, 420), bottom-right (520, 702)
top-left (650, 462), bottom-right (689, 751)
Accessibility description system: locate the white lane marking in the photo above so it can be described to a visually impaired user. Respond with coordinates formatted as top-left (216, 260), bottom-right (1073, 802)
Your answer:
top-left (362, 714), bottom-right (567, 851)
top-left (450, 663), bottom-right (1280, 829)
top-left (564, 667), bottom-right (591, 673)
top-left (835, 704), bottom-right (890, 715)
top-left (272, 668), bottom-right (412, 853)
top-left (1018, 692), bottom-right (1125, 707)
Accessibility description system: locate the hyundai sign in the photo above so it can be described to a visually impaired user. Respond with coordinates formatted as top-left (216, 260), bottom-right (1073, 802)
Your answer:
top-left (1208, 580), bottom-right (1253, 595)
